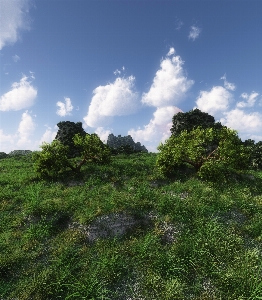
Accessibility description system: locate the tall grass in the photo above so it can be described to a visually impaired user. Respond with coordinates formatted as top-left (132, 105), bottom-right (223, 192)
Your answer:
top-left (1, 153), bottom-right (262, 299)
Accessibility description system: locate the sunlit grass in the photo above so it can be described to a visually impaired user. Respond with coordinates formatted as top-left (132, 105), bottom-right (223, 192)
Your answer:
top-left (1, 153), bottom-right (262, 299)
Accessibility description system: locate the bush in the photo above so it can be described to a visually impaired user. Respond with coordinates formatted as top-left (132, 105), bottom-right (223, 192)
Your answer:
top-left (32, 133), bottom-right (111, 179)
top-left (32, 140), bottom-right (70, 178)
top-left (0, 152), bottom-right (8, 159)
top-left (156, 127), bottom-right (250, 182)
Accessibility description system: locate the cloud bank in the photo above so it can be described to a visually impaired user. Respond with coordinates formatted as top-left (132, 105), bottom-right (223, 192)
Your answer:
top-left (141, 49), bottom-right (194, 107)
top-left (83, 75), bottom-right (139, 127)
top-left (0, 74), bottom-right (37, 111)
top-left (129, 48), bottom-right (194, 151)
top-left (128, 106), bottom-right (183, 152)
top-left (195, 76), bottom-right (262, 142)
top-left (0, 0), bottom-right (31, 50)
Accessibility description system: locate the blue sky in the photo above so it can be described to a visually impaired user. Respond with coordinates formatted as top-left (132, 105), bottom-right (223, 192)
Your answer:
top-left (1, 0), bottom-right (262, 153)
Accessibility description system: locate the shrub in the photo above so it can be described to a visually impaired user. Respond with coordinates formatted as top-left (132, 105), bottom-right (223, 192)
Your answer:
top-left (156, 127), bottom-right (250, 181)
top-left (32, 140), bottom-right (70, 178)
top-left (0, 152), bottom-right (8, 159)
top-left (32, 133), bottom-right (111, 179)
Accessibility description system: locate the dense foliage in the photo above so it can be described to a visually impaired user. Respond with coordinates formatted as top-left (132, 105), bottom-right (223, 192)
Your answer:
top-left (170, 108), bottom-right (223, 136)
top-left (55, 121), bottom-right (87, 158)
top-left (32, 133), bottom-right (111, 178)
top-left (242, 139), bottom-right (262, 170)
top-left (157, 126), bottom-right (250, 181)
top-left (0, 152), bottom-right (8, 159)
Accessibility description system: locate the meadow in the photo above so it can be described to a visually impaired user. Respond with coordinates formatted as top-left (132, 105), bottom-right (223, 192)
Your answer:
top-left (1, 152), bottom-right (262, 299)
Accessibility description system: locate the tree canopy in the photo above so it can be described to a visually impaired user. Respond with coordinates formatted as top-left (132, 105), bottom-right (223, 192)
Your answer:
top-left (157, 126), bottom-right (250, 181)
top-left (170, 108), bottom-right (223, 136)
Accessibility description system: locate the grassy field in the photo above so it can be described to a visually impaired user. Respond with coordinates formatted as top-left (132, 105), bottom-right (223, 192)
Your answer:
top-left (1, 152), bottom-right (262, 299)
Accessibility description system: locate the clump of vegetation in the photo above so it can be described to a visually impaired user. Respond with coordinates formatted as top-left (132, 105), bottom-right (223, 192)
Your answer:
top-left (157, 126), bottom-right (250, 182)
top-left (0, 152), bottom-right (8, 159)
top-left (242, 139), bottom-right (262, 170)
top-left (170, 108), bottom-right (223, 137)
top-left (32, 133), bottom-right (111, 179)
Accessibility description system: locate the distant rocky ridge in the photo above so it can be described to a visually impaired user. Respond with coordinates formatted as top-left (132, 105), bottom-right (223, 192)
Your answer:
top-left (107, 133), bottom-right (148, 153)
top-left (0, 150), bottom-right (32, 159)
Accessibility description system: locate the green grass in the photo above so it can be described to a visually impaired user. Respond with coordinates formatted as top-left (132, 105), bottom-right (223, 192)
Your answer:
top-left (1, 153), bottom-right (262, 299)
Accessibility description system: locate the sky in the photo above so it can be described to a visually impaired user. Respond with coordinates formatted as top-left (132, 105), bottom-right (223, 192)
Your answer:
top-left (1, 0), bottom-right (262, 153)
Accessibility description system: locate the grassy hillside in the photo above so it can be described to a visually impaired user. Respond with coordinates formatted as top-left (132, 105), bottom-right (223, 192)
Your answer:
top-left (1, 153), bottom-right (262, 299)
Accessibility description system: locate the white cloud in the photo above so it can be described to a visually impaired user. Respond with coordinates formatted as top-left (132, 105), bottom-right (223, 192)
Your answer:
top-left (12, 54), bottom-right (20, 62)
top-left (167, 47), bottom-right (175, 56)
top-left (0, 129), bottom-right (15, 153)
top-left (95, 127), bottom-right (112, 143)
top-left (0, 74), bottom-right (37, 111)
top-left (188, 26), bottom-right (201, 41)
top-left (83, 75), bottom-right (139, 128)
top-left (220, 109), bottom-right (262, 137)
top-left (195, 86), bottom-right (233, 116)
top-left (17, 110), bottom-right (36, 147)
top-left (236, 92), bottom-right (259, 108)
top-left (113, 69), bottom-right (121, 75)
top-left (56, 97), bottom-right (73, 116)
top-left (128, 106), bottom-right (183, 152)
top-left (220, 74), bottom-right (236, 91)
top-left (38, 125), bottom-right (58, 147)
top-left (141, 49), bottom-right (194, 107)
top-left (0, 0), bottom-right (31, 50)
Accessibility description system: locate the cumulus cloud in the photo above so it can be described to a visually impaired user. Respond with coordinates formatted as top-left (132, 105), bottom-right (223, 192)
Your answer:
top-left (188, 26), bottom-right (201, 41)
top-left (141, 49), bottom-right (194, 107)
top-left (95, 127), bottom-right (112, 143)
top-left (0, 129), bottom-right (15, 152)
top-left (128, 106), bottom-right (182, 152)
top-left (12, 54), bottom-right (20, 62)
top-left (195, 86), bottom-right (233, 116)
top-left (38, 125), bottom-right (58, 147)
top-left (83, 75), bottom-right (139, 128)
top-left (0, 0), bottom-right (31, 50)
top-left (220, 108), bottom-right (262, 137)
top-left (220, 74), bottom-right (236, 91)
top-left (236, 92), bottom-right (259, 108)
top-left (17, 110), bottom-right (36, 147)
top-left (0, 74), bottom-right (37, 111)
top-left (56, 97), bottom-right (73, 116)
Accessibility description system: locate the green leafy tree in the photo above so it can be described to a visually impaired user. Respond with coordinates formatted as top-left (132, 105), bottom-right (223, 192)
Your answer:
top-left (156, 127), bottom-right (250, 181)
top-left (241, 139), bottom-right (262, 170)
top-left (32, 140), bottom-right (70, 178)
top-left (32, 133), bottom-right (111, 178)
top-left (170, 108), bottom-right (223, 136)
top-left (55, 121), bottom-right (87, 158)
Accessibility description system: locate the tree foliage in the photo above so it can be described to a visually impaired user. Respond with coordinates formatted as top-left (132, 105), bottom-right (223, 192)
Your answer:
top-left (55, 121), bottom-right (86, 158)
top-left (242, 139), bottom-right (262, 170)
top-left (32, 133), bottom-right (111, 178)
top-left (170, 108), bottom-right (223, 136)
top-left (157, 127), bottom-right (250, 181)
